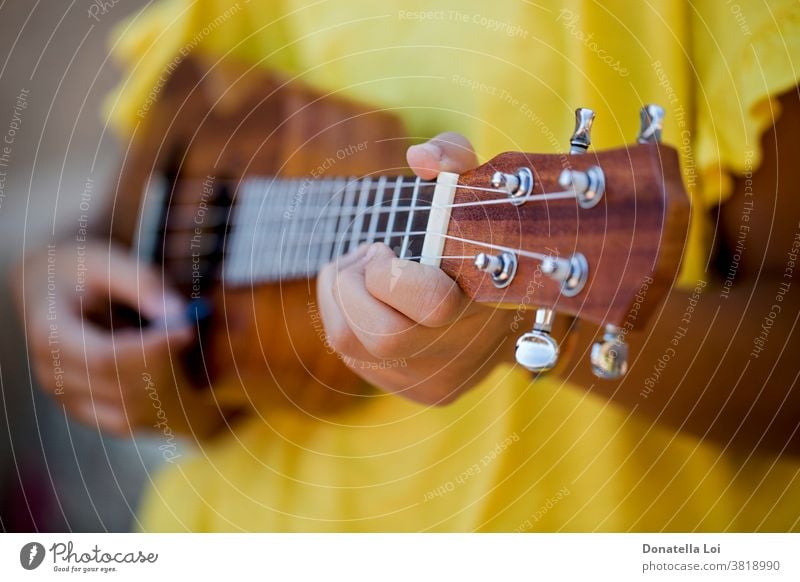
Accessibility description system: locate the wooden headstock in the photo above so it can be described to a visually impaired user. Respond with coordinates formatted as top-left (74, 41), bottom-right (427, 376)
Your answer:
top-left (440, 141), bottom-right (689, 328)
top-left (427, 108), bottom-right (689, 378)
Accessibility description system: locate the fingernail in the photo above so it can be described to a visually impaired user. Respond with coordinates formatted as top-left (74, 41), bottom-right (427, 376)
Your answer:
top-left (366, 243), bottom-right (380, 260)
top-left (415, 142), bottom-right (442, 161)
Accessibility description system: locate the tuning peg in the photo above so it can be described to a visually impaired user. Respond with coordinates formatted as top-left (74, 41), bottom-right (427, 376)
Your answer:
top-left (590, 324), bottom-right (629, 379)
top-left (559, 166), bottom-right (605, 209)
top-left (539, 253), bottom-right (588, 297)
top-left (474, 251), bottom-right (517, 288)
top-left (515, 308), bottom-right (559, 372)
top-left (637, 104), bottom-right (665, 144)
top-left (491, 167), bottom-right (534, 206)
top-left (569, 107), bottom-right (595, 154)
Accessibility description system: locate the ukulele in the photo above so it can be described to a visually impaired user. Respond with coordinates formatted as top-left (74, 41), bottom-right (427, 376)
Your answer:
top-left (106, 57), bottom-right (689, 411)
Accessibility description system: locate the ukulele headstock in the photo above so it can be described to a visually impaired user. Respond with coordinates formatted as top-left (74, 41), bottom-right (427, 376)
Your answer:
top-left (435, 106), bottom-right (689, 379)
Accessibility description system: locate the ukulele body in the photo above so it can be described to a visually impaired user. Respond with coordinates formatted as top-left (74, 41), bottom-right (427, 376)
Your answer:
top-left (109, 57), bottom-right (408, 412)
top-left (105, 57), bottom-right (689, 414)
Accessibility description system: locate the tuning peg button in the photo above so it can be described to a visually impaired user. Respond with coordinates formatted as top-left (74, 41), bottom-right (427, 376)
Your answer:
top-left (570, 107), bottom-right (595, 154)
top-left (474, 251), bottom-right (517, 288)
top-left (590, 324), bottom-right (629, 379)
top-left (491, 167), bottom-right (534, 205)
top-left (515, 308), bottom-right (559, 373)
top-left (540, 253), bottom-right (589, 297)
top-left (559, 166), bottom-right (605, 209)
top-left (637, 104), bottom-right (665, 144)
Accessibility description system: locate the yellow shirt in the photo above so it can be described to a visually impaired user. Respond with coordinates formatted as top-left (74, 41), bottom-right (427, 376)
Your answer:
top-left (107, 0), bottom-right (800, 531)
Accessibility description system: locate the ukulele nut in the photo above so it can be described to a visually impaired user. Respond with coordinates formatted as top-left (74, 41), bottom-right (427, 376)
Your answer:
top-left (490, 167), bottom-right (534, 206)
top-left (474, 251), bottom-right (517, 288)
top-left (559, 166), bottom-right (605, 209)
top-left (540, 253), bottom-right (588, 297)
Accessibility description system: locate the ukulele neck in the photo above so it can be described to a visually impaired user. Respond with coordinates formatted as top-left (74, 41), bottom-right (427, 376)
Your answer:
top-left (139, 174), bottom-right (461, 288)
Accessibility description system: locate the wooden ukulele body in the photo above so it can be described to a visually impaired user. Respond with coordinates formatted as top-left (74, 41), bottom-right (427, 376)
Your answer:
top-left (110, 57), bottom-right (408, 413)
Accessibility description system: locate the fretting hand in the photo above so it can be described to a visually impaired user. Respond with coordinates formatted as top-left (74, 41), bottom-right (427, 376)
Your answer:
top-left (317, 133), bottom-right (520, 404)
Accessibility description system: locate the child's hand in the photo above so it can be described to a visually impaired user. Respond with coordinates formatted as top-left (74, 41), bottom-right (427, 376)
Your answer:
top-left (317, 133), bottom-right (519, 404)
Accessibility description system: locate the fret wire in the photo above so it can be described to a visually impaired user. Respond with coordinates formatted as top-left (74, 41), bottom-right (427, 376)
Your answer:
top-left (291, 178), bottom-right (319, 276)
top-left (236, 178), bottom-right (260, 283)
top-left (265, 178), bottom-right (285, 279)
top-left (349, 177), bottom-right (372, 253)
top-left (316, 177), bottom-right (346, 270)
top-left (247, 178), bottom-right (265, 282)
top-left (288, 179), bottom-right (311, 276)
top-left (399, 176), bottom-right (421, 259)
top-left (252, 178), bottom-right (268, 280)
top-left (366, 176), bottom-right (387, 245)
top-left (252, 178), bottom-right (267, 280)
top-left (245, 178), bottom-right (264, 282)
top-left (279, 179), bottom-right (300, 278)
top-left (384, 176), bottom-right (403, 245)
top-left (308, 179), bottom-right (334, 274)
top-left (336, 178), bottom-right (360, 258)
top-left (297, 178), bottom-right (320, 276)
top-left (222, 180), bottom-right (241, 282)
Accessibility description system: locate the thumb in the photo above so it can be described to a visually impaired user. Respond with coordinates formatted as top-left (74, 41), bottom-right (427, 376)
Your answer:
top-left (407, 131), bottom-right (478, 180)
top-left (101, 245), bottom-right (187, 326)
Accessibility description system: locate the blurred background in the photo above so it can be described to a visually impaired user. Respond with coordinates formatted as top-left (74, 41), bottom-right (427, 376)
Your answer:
top-left (0, 0), bottom-right (159, 532)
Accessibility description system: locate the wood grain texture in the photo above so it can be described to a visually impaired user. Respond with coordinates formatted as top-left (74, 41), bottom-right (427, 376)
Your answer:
top-left (441, 145), bottom-right (690, 329)
top-left (108, 57), bottom-right (410, 414)
top-left (107, 56), bottom-right (689, 414)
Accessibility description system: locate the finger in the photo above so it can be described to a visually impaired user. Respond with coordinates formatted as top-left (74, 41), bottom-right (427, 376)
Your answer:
top-left (317, 256), bottom-right (376, 362)
top-left (331, 243), bottom-right (370, 271)
top-left (364, 243), bottom-right (476, 327)
top-left (332, 256), bottom-right (422, 359)
top-left (406, 131), bottom-right (478, 179)
top-left (69, 398), bottom-right (131, 437)
top-left (113, 317), bottom-right (195, 352)
top-left (87, 245), bottom-right (188, 326)
top-left (55, 298), bottom-right (192, 378)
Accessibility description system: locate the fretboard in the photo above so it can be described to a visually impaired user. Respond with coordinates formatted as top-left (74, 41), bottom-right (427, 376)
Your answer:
top-left (223, 175), bottom-right (436, 285)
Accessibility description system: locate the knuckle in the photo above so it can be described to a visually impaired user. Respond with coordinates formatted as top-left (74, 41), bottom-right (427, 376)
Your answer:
top-left (325, 320), bottom-right (360, 357)
top-left (334, 269), bottom-right (360, 301)
top-left (415, 277), bottom-right (462, 326)
top-left (90, 349), bottom-right (118, 376)
top-left (364, 332), bottom-right (405, 360)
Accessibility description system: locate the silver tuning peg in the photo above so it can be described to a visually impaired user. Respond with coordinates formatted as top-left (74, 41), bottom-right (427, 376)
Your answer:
top-left (474, 251), bottom-right (517, 288)
top-left (637, 104), bottom-right (665, 144)
top-left (515, 308), bottom-right (559, 373)
top-left (569, 107), bottom-right (595, 154)
top-left (559, 166), bottom-right (605, 209)
top-left (590, 324), bottom-right (629, 379)
top-left (491, 167), bottom-right (534, 206)
top-left (539, 253), bottom-right (588, 297)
